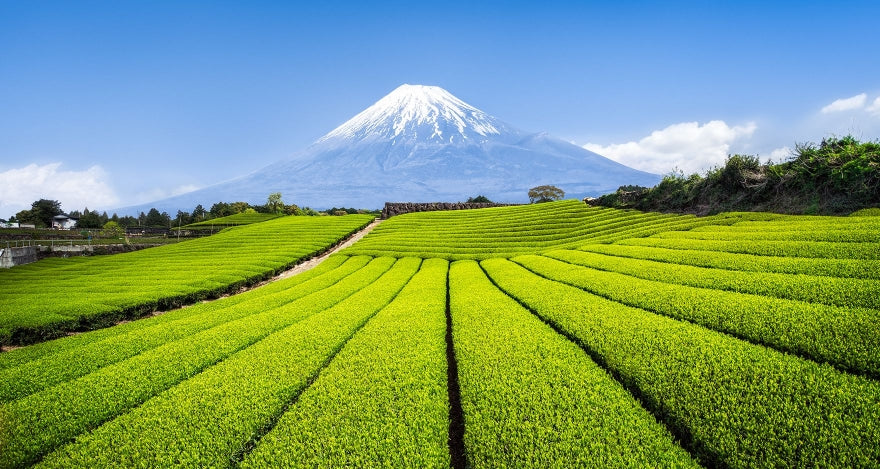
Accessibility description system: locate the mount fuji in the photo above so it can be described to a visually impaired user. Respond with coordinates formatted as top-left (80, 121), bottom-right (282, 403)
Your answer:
top-left (122, 84), bottom-right (660, 213)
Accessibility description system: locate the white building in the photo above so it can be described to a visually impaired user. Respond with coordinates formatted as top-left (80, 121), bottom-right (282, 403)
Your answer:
top-left (52, 214), bottom-right (79, 230)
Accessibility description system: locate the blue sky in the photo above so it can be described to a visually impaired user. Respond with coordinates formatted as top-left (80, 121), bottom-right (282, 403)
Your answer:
top-left (2, 0), bottom-right (879, 216)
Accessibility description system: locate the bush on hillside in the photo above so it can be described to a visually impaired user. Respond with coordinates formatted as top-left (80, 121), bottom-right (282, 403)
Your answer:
top-left (595, 135), bottom-right (880, 215)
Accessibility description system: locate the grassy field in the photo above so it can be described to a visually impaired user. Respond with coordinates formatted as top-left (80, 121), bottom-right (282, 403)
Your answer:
top-left (1, 200), bottom-right (877, 467)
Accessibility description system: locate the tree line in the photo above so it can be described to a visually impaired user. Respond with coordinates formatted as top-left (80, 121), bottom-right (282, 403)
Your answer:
top-left (6, 193), bottom-right (377, 230)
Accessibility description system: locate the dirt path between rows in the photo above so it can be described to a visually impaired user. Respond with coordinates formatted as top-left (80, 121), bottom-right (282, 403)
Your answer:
top-left (271, 218), bottom-right (381, 281)
top-left (0, 219), bottom-right (382, 353)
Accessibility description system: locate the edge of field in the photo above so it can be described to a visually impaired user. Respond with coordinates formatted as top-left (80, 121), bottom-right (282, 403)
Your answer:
top-left (0, 217), bottom-right (380, 351)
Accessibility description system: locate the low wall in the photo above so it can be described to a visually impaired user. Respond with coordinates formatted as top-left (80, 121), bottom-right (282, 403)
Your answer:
top-left (381, 202), bottom-right (520, 218)
top-left (0, 246), bottom-right (38, 268)
top-left (1, 243), bottom-right (160, 268)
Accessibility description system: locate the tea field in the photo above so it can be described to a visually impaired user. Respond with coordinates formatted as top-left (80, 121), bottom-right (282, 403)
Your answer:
top-left (0, 215), bottom-right (373, 345)
top-left (1, 200), bottom-right (878, 468)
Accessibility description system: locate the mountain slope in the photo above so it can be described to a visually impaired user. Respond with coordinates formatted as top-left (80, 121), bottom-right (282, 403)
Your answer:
top-left (121, 84), bottom-right (660, 213)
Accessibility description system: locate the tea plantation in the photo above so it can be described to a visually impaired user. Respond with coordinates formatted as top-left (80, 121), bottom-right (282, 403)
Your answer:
top-left (1, 200), bottom-right (878, 468)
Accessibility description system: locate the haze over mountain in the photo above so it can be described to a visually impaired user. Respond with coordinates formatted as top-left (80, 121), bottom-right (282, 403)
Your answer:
top-left (120, 84), bottom-right (660, 214)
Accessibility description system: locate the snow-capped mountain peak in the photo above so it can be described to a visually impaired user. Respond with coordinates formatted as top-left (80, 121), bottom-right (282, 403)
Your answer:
top-left (118, 84), bottom-right (662, 214)
top-left (318, 84), bottom-right (515, 144)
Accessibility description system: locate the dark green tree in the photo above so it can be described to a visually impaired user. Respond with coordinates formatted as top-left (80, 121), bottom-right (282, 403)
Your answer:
top-left (528, 185), bottom-right (565, 203)
top-left (467, 195), bottom-right (492, 203)
top-left (210, 202), bottom-right (231, 218)
top-left (144, 208), bottom-right (167, 227)
top-left (192, 204), bottom-right (207, 222)
top-left (21, 199), bottom-right (63, 227)
top-left (229, 201), bottom-right (251, 214)
top-left (77, 208), bottom-right (103, 229)
top-left (175, 210), bottom-right (192, 226)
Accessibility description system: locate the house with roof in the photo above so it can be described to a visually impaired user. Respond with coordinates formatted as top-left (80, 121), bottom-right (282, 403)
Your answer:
top-left (52, 214), bottom-right (79, 230)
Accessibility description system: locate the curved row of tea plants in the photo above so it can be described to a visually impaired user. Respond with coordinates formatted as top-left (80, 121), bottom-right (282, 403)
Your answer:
top-left (180, 211), bottom-right (283, 229)
top-left (544, 249), bottom-right (880, 310)
top-left (0, 215), bottom-right (374, 346)
top-left (516, 254), bottom-right (880, 377)
top-left (0, 256), bottom-right (397, 468)
top-left (579, 243), bottom-right (880, 280)
top-left (482, 258), bottom-right (880, 468)
top-left (36, 257), bottom-right (420, 469)
top-left (4, 201), bottom-right (879, 467)
top-left (344, 200), bottom-right (744, 259)
top-left (448, 261), bottom-right (697, 467)
top-left (241, 258), bottom-right (448, 468)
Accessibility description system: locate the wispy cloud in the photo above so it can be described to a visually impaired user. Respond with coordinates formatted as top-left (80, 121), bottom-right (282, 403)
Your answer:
top-left (131, 184), bottom-right (202, 207)
top-left (583, 120), bottom-right (757, 175)
top-left (867, 96), bottom-right (880, 114)
top-left (0, 163), bottom-right (119, 216)
top-left (821, 93), bottom-right (867, 113)
top-left (768, 146), bottom-right (793, 162)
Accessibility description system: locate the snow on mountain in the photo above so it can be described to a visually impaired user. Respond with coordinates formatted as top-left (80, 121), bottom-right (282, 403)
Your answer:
top-left (318, 84), bottom-right (516, 145)
top-left (118, 84), bottom-right (661, 214)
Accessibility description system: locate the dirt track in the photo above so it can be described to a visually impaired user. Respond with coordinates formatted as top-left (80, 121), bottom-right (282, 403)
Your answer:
top-left (273, 218), bottom-right (381, 280)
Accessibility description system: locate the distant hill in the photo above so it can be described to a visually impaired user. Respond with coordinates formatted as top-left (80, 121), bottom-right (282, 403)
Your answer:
top-left (117, 84), bottom-right (660, 215)
top-left (594, 136), bottom-right (880, 215)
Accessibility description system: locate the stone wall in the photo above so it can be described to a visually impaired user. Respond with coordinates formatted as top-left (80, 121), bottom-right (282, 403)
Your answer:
top-left (0, 246), bottom-right (38, 268)
top-left (0, 243), bottom-right (160, 268)
top-left (381, 202), bottom-right (520, 218)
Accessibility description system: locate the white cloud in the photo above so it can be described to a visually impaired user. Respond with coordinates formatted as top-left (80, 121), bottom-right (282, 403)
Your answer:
top-left (583, 120), bottom-right (757, 175)
top-left (821, 93), bottom-right (867, 113)
top-left (867, 96), bottom-right (880, 114)
top-left (768, 146), bottom-right (793, 162)
top-left (0, 163), bottom-right (119, 217)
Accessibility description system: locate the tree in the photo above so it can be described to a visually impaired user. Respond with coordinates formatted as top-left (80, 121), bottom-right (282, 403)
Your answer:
top-left (118, 215), bottom-right (138, 228)
top-left (101, 221), bottom-right (124, 238)
top-left (229, 201), bottom-right (251, 214)
top-left (284, 204), bottom-right (302, 216)
top-left (528, 185), bottom-right (565, 203)
top-left (467, 195), bottom-right (492, 203)
top-left (267, 192), bottom-right (284, 214)
top-left (78, 208), bottom-right (103, 229)
top-left (192, 204), bottom-right (207, 222)
top-left (14, 209), bottom-right (34, 226)
top-left (175, 210), bottom-right (192, 226)
top-left (144, 208), bottom-right (168, 227)
top-left (19, 199), bottom-right (63, 227)
top-left (210, 202), bottom-right (231, 218)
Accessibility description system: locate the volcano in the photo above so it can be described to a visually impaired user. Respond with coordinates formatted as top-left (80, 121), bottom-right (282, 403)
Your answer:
top-left (123, 84), bottom-right (660, 212)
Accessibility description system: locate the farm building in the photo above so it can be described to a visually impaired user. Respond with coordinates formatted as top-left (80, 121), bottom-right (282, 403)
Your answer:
top-left (52, 214), bottom-right (79, 230)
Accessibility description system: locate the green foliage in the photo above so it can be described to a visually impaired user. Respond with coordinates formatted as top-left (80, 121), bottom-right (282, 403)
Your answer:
top-left (0, 256), bottom-right (366, 402)
top-left (36, 258), bottom-right (416, 468)
top-left (516, 253), bottom-right (880, 377)
top-left (14, 199), bottom-right (62, 228)
top-left (528, 184), bottom-right (565, 203)
top-left (850, 207), bottom-right (880, 216)
top-left (344, 200), bottom-right (741, 259)
top-left (449, 260), bottom-right (697, 467)
top-left (0, 215), bottom-right (374, 345)
top-left (182, 211), bottom-right (283, 228)
top-left (76, 208), bottom-right (104, 229)
top-left (242, 258), bottom-right (447, 468)
top-left (3, 201), bottom-right (879, 467)
top-left (266, 192), bottom-right (284, 214)
top-left (482, 258), bottom-right (880, 468)
top-left (100, 221), bottom-right (123, 238)
top-left (143, 208), bottom-right (170, 228)
top-left (465, 195), bottom-right (492, 203)
top-left (596, 135), bottom-right (880, 215)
